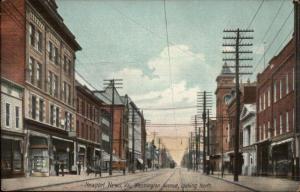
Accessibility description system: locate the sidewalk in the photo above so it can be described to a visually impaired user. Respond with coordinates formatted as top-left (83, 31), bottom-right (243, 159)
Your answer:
top-left (1, 171), bottom-right (125, 191)
top-left (209, 172), bottom-right (300, 192)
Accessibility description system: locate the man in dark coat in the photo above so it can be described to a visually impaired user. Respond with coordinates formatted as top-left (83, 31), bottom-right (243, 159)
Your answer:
top-left (60, 161), bottom-right (65, 176)
top-left (55, 161), bottom-right (59, 176)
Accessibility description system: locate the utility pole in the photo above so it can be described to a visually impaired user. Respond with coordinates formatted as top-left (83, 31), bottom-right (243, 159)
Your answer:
top-left (104, 79), bottom-right (123, 176)
top-left (158, 138), bottom-right (161, 168)
top-left (197, 91), bottom-right (213, 174)
top-left (223, 28), bottom-right (253, 181)
top-left (194, 115), bottom-right (198, 171)
top-left (207, 109), bottom-right (210, 175)
top-left (293, 0), bottom-right (300, 181)
top-left (131, 103), bottom-right (135, 173)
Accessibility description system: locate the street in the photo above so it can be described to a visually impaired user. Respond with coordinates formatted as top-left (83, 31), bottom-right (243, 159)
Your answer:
top-left (30, 168), bottom-right (252, 191)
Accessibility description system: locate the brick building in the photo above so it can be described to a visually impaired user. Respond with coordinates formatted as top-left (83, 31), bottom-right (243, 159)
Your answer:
top-left (75, 81), bottom-right (103, 172)
top-left (213, 63), bottom-right (235, 172)
top-left (1, 0), bottom-right (81, 176)
top-left (256, 37), bottom-right (298, 178)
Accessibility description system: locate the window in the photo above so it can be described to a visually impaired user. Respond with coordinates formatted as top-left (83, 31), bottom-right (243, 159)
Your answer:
top-left (286, 111), bottom-right (289, 132)
top-left (293, 68), bottom-right (295, 90)
top-left (48, 71), bottom-right (53, 95)
top-left (6, 103), bottom-right (10, 127)
top-left (286, 74), bottom-right (289, 94)
top-left (29, 57), bottom-right (34, 84)
top-left (29, 23), bottom-right (42, 52)
top-left (50, 105), bottom-right (54, 125)
top-left (263, 92), bottom-right (266, 110)
top-left (65, 111), bottom-right (70, 130)
top-left (273, 81), bottom-right (277, 102)
top-left (293, 108), bottom-right (295, 130)
top-left (268, 121), bottom-right (270, 138)
top-left (39, 99), bottom-right (44, 122)
top-left (274, 117), bottom-right (277, 137)
top-left (29, 23), bottom-right (35, 47)
top-left (259, 96), bottom-right (262, 111)
top-left (279, 114), bottom-right (283, 134)
top-left (54, 47), bottom-right (59, 65)
top-left (15, 106), bottom-right (19, 128)
top-left (48, 41), bottom-right (53, 61)
top-left (63, 82), bottom-right (67, 102)
top-left (37, 30), bottom-right (42, 51)
top-left (32, 95), bottom-right (37, 119)
top-left (69, 114), bottom-right (73, 131)
top-left (56, 107), bottom-right (60, 127)
top-left (279, 79), bottom-right (282, 99)
top-left (263, 124), bottom-right (266, 139)
top-left (53, 74), bottom-right (58, 97)
top-left (268, 88), bottom-right (271, 107)
top-left (36, 63), bottom-right (42, 88)
top-left (67, 84), bottom-right (71, 105)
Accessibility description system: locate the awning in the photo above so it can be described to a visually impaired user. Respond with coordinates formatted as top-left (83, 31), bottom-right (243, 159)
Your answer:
top-left (271, 138), bottom-right (293, 147)
top-left (102, 151), bottom-right (120, 162)
top-left (136, 158), bottom-right (143, 164)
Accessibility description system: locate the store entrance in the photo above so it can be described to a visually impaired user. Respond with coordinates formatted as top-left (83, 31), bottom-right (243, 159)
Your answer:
top-left (1, 139), bottom-right (24, 178)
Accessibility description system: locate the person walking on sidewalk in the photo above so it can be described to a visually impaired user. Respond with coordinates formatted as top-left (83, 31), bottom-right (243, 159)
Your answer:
top-left (77, 161), bottom-right (81, 175)
top-left (60, 161), bottom-right (65, 176)
top-left (55, 161), bottom-right (60, 176)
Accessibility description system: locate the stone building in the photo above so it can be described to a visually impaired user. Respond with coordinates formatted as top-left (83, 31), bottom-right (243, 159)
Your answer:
top-left (1, 78), bottom-right (24, 178)
top-left (1, 0), bottom-right (81, 176)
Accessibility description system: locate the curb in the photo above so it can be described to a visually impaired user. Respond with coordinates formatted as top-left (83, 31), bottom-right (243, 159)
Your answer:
top-left (208, 175), bottom-right (260, 192)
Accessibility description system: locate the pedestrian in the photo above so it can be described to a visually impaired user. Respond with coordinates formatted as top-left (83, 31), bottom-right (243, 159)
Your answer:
top-left (77, 161), bottom-right (81, 175)
top-left (60, 161), bottom-right (65, 176)
top-left (55, 161), bottom-right (59, 176)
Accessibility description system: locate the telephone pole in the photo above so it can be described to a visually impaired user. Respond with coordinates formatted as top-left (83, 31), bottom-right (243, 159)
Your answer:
top-left (104, 79), bottom-right (123, 176)
top-left (197, 91), bottom-right (212, 174)
top-left (222, 28), bottom-right (253, 181)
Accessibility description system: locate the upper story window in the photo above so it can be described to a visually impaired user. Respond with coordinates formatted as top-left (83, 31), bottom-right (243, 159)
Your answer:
top-left (39, 99), bottom-right (44, 122)
top-left (32, 95), bottom-right (37, 120)
top-left (286, 73), bottom-right (289, 94)
top-left (29, 23), bottom-right (42, 52)
top-left (293, 68), bottom-right (295, 90)
top-left (48, 41), bottom-right (59, 65)
top-left (279, 114), bottom-right (283, 134)
top-left (286, 111), bottom-right (289, 132)
top-left (64, 111), bottom-right (73, 131)
top-left (15, 106), bottom-right (20, 128)
top-left (273, 116), bottom-right (277, 137)
top-left (273, 81), bottom-right (277, 102)
top-left (268, 88), bottom-right (271, 107)
top-left (63, 55), bottom-right (72, 75)
top-left (36, 62), bottom-right (42, 88)
top-left (267, 121), bottom-right (270, 138)
top-left (279, 79), bottom-right (282, 99)
top-left (6, 103), bottom-right (10, 127)
top-left (29, 57), bottom-right (34, 84)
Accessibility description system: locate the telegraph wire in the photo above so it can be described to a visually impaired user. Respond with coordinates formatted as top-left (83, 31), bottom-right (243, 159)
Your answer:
top-left (246, 0), bottom-right (265, 29)
top-left (252, 8), bottom-right (293, 75)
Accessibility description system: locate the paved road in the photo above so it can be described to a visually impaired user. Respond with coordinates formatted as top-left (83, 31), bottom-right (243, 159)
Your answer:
top-left (31, 168), bottom-right (253, 191)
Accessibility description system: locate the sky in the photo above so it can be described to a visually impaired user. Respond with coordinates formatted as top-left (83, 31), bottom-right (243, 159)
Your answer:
top-left (57, 0), bottom-right (294, 163)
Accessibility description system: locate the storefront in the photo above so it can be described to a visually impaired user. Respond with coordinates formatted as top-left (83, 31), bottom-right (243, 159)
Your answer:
top-left (256, 140), bottom-right (270, 176)
top-left (77, 144), bottom-right (87, 172)
top-left (271, 138), bottom-right (293, 177)
top-left (29, 136), bottom-right (49, 176)
top-left (94, 148), bottom-right (102, 167)
top-left (1, 137), bottom-right (24, 178)
top-left (52, 137), bottom-right (74, 174)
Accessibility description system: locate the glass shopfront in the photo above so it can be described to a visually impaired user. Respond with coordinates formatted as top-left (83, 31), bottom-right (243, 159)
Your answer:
top-left (1, 138), bottom-right (24, 178)
top-left (29, 136), bottom-right (49, 176)
top-left (52, 138), bottom-right (74, 172)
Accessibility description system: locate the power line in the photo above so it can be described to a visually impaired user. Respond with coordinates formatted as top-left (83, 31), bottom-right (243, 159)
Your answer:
top-left (246, 0), bottom-right (265, 29)
top-left (261, 0), bottom-right (286, 42)
top-left (252, 8), bottom-right (293, 76)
